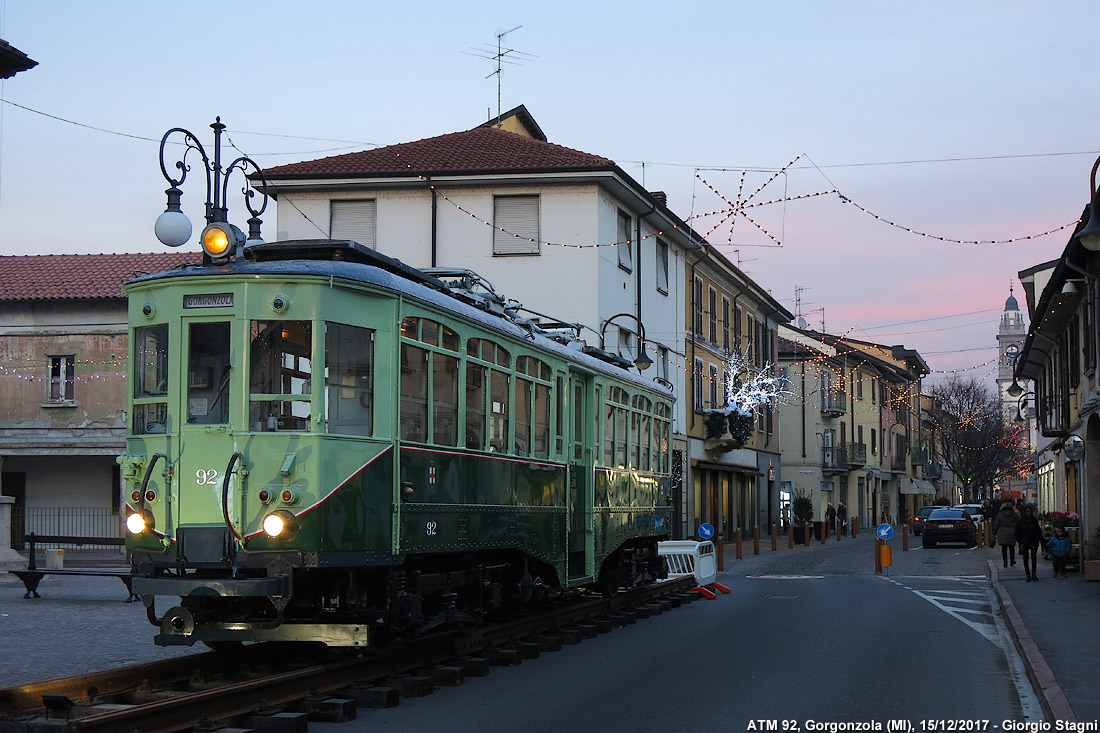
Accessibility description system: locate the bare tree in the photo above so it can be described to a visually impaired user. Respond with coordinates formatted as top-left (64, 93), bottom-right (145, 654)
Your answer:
top-left (929, 376), bottom-right (1031, 501)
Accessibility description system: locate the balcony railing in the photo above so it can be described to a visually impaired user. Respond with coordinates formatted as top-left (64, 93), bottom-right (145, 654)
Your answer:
top-left (923, 462), bottom-right (943, 479)
top-left (912, 446), bottom-right (929, 464)
top-left (844, 442), bottom-right (867, 467)
top-left (892, 455), bottom-right (908, 471)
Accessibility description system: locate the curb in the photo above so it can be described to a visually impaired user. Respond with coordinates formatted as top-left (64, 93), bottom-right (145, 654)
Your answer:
top-left (987, 559), bottom-right (1076, 723)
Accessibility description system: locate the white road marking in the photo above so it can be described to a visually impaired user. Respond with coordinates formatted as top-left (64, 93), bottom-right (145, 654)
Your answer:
top-left (883, 575), bottom-right (1044, 721)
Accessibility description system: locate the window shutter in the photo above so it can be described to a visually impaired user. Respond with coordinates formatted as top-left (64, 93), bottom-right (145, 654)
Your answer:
top-left (330, 200), bottom-right (377, 249)
top-left (493, 195), bottom-right (540, 255)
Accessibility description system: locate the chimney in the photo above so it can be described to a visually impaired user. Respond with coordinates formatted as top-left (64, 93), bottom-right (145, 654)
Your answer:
top-left (649, 191), bottom-right (667, 207)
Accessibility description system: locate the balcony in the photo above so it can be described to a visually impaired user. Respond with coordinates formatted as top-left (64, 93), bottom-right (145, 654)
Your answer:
top-left (923, 462), bottom-right (943, 480)
top-left (844, 442), bottom-right (867, 467)
top-left (912, 446), bottom-right (929, 464)
top-left (892, 455), bottom-right (908, 471)
top-left (821, 392), bottom-right (846, 418)
top-left (823, 443), bottom-right (866, 472)
top-left (703, 411), bottom-right (754, 453)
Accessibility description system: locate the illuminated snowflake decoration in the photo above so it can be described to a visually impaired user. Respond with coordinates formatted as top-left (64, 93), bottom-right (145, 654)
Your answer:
top-left (692, 154), bottom-right (837, 248)
top-left (706, 353), bottom-right (794, 418)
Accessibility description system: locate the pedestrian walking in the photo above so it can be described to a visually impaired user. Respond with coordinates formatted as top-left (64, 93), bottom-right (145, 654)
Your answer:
top-left (1016, 505), bottom-right (1043, 581)
top-left (837, 502), bottom-right (847, 536)
top-left (825, 503), bottom-right (836, 536)
top-left (994, 502), bottom-right (1019, 568)
top-left (1047, 526), bottom-right (1072, 578)
top-left (981, 500), bottom-right (994, 522)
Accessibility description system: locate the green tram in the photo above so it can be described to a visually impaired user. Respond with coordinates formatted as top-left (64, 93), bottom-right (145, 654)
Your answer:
top-left (122, 240), bottom-right (672, 647)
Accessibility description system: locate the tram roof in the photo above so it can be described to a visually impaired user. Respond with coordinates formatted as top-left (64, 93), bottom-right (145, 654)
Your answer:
top-left (127, 242), bottom-right (672, 397)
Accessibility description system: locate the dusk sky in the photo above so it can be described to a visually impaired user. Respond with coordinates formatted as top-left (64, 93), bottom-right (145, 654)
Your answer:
top-left (1, 1), bottom-right (1095, 386)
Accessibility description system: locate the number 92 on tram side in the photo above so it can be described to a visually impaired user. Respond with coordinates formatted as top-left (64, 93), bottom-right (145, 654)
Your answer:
top-left (121, 239), bottom-right (674, 648)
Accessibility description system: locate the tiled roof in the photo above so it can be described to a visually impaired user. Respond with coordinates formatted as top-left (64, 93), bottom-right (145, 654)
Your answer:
top-left (262, 126), bottom-right (615, 179)
top-left (779, 336), bottom-right (823, 358)
top-left (0, 252), bottom-right (196, 301)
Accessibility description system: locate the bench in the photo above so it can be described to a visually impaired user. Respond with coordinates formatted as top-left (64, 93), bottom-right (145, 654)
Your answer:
top-left (8, 533), bottom-right (137, 603)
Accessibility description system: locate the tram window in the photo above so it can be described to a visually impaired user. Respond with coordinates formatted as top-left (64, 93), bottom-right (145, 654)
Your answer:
top-left (630, 412), bottom-right (641, 468)
top-left (134, 324), bottom-right (169, 398)
top-left (641, 414), bottom-right (652, 471)
top-left (603, 403), bottom-right (614, 466)
top-left (573, 383), bottom-right (584, 461)
top-left (187, 322), bottom-right (231, 425)
top-left (134, 403), bottom-right (168, 435)
top-left (533, 382), bottom-right (550, 459)
top-left (400, 344), bottom-right (429, 442)
top-left (134, 324), bottom-right (169, 435)
top-left (555, 376), bottom-right (565, 456)
top-left (433, 352), bottom-right (459, 446)
top-left (325, 322), bottom-right (374, 436)
top-left (466, 363), bottom-right (486, 450)
top-left (489, 369), bottom-right (509, 452)
top-left (615, 407), bottom-right (628, 467)
top-left (515, 378), bottom-right (531, 456)
top-left (249, 321), bottom-right (313, 432)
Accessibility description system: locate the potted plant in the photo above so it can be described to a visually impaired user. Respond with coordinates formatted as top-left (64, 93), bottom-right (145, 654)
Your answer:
top-left (792, 489), bottom-right (814, 545)
top-left (1083, 525), bottom-right (1100, 581)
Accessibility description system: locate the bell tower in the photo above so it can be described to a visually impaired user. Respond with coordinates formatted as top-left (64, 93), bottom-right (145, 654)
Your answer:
top-left (997, 284), bottom-right (1027, 416)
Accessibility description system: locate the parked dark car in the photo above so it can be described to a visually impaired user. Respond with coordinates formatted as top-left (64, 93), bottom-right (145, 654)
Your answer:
top-left (911, 505), bottom-right (948, 536)
top-left (922, 508), bottom-right (978, 548)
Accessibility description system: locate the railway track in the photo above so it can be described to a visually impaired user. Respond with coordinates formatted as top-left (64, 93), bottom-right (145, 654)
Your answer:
top-left (0, 576), bottom-right (698, 732)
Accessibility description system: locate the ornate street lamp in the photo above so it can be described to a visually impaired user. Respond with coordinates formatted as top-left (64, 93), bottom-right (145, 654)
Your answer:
top-left (598, 312), bottom-right (653, 371)
top-left (154, 117), bottom-right (269, 262)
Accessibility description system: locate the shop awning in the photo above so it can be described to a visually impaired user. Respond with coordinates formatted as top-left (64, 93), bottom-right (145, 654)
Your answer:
top-left (899, 477), bottom-right (936, 495)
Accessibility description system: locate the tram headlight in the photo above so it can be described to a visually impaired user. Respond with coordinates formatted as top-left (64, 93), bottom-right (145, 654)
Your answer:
top-left (126, 508), bottom-right (155, 535)
top-left (262, 510), bottom-right (296, 538)
top-left (200, 222), bottom-right (243, 259)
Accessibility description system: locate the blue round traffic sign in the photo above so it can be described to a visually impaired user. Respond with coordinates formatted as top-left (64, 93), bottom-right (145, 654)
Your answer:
top-left (698, 522), bottom-right (715, 540)
top-left (877, 523), bottom-right (894, 540)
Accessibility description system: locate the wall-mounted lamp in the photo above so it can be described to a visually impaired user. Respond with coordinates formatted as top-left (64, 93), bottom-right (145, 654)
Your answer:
top-left (1074, 154), bottom-right (1100, 251)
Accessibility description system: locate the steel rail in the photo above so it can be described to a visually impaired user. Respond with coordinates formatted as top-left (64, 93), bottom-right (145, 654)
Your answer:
top-left (2, 577), bottom-right (697, 731)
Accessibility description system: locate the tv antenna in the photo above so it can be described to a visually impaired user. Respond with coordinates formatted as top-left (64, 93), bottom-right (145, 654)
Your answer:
top-left (465, 26), bottom-right (535, 124)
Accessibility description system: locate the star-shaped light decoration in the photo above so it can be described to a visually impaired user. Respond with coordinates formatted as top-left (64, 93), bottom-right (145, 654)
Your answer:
top-left (692, 154), bottom-right (837, 248)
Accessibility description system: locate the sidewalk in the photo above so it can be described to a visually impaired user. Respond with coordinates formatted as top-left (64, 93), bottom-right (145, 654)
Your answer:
top-left (990, 553), bottom-right (1100, 724)
top-left (714, 527), bottom-right (1100, 723)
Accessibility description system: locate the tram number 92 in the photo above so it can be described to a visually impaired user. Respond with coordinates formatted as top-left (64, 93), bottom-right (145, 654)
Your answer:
top-left (196, 469), bottom-right (220, 485)
top-left (426, 521), bottom-right (437, 536)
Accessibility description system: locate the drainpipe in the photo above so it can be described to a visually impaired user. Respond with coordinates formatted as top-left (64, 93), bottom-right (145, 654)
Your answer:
top-left (636, 205), bottom-right (656, 359)
top-left (801, 364), bottom-right (807, 459)
top-left (428, 176), bottom-right (438, 267)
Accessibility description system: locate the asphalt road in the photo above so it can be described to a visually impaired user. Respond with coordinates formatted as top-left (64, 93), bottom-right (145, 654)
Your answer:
top-left (326, 535), bottom-right (1042, 732)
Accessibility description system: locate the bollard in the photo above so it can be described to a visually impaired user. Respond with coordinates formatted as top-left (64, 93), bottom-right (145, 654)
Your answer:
top-left (978, 521), bottom-right (984, 548)
top-left (787, 526), bottom-right (794, 550)
top-left (853, 517), bottom-right (860, 538)
top-left (875, 538), bottom-right (882, 574)
top-left (771, 524), bottom-right (778, 552)
top-left (803, 523), bottom-right (811, 547)
top-left (753, 525), bottom-right (760, 555)
top-left (836, 521), bottom-right (841, 542)
top-left (902, 523), bottom-right (909, 552)
top-left (735, 529), bottom-right (743, 560)
top-left (715, 537), bottom-right (725, 571)
top-left (821, 522), bottom-right (827, 544)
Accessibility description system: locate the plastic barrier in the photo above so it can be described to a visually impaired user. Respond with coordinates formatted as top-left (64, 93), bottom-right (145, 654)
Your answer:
top-left (658, 540), bottom-right (730, 599)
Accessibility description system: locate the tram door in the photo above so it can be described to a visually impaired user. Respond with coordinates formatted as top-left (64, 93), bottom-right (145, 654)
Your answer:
top-left (178, 319), bottom-right (237, 526)
top-left (567, 372), bottom-right (594, 581)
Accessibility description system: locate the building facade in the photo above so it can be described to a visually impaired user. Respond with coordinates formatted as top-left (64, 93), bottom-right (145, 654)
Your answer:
top-left (257, 105), bottom-right (792, 539)
top-left (0, 253), bottom-right (190, 540)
